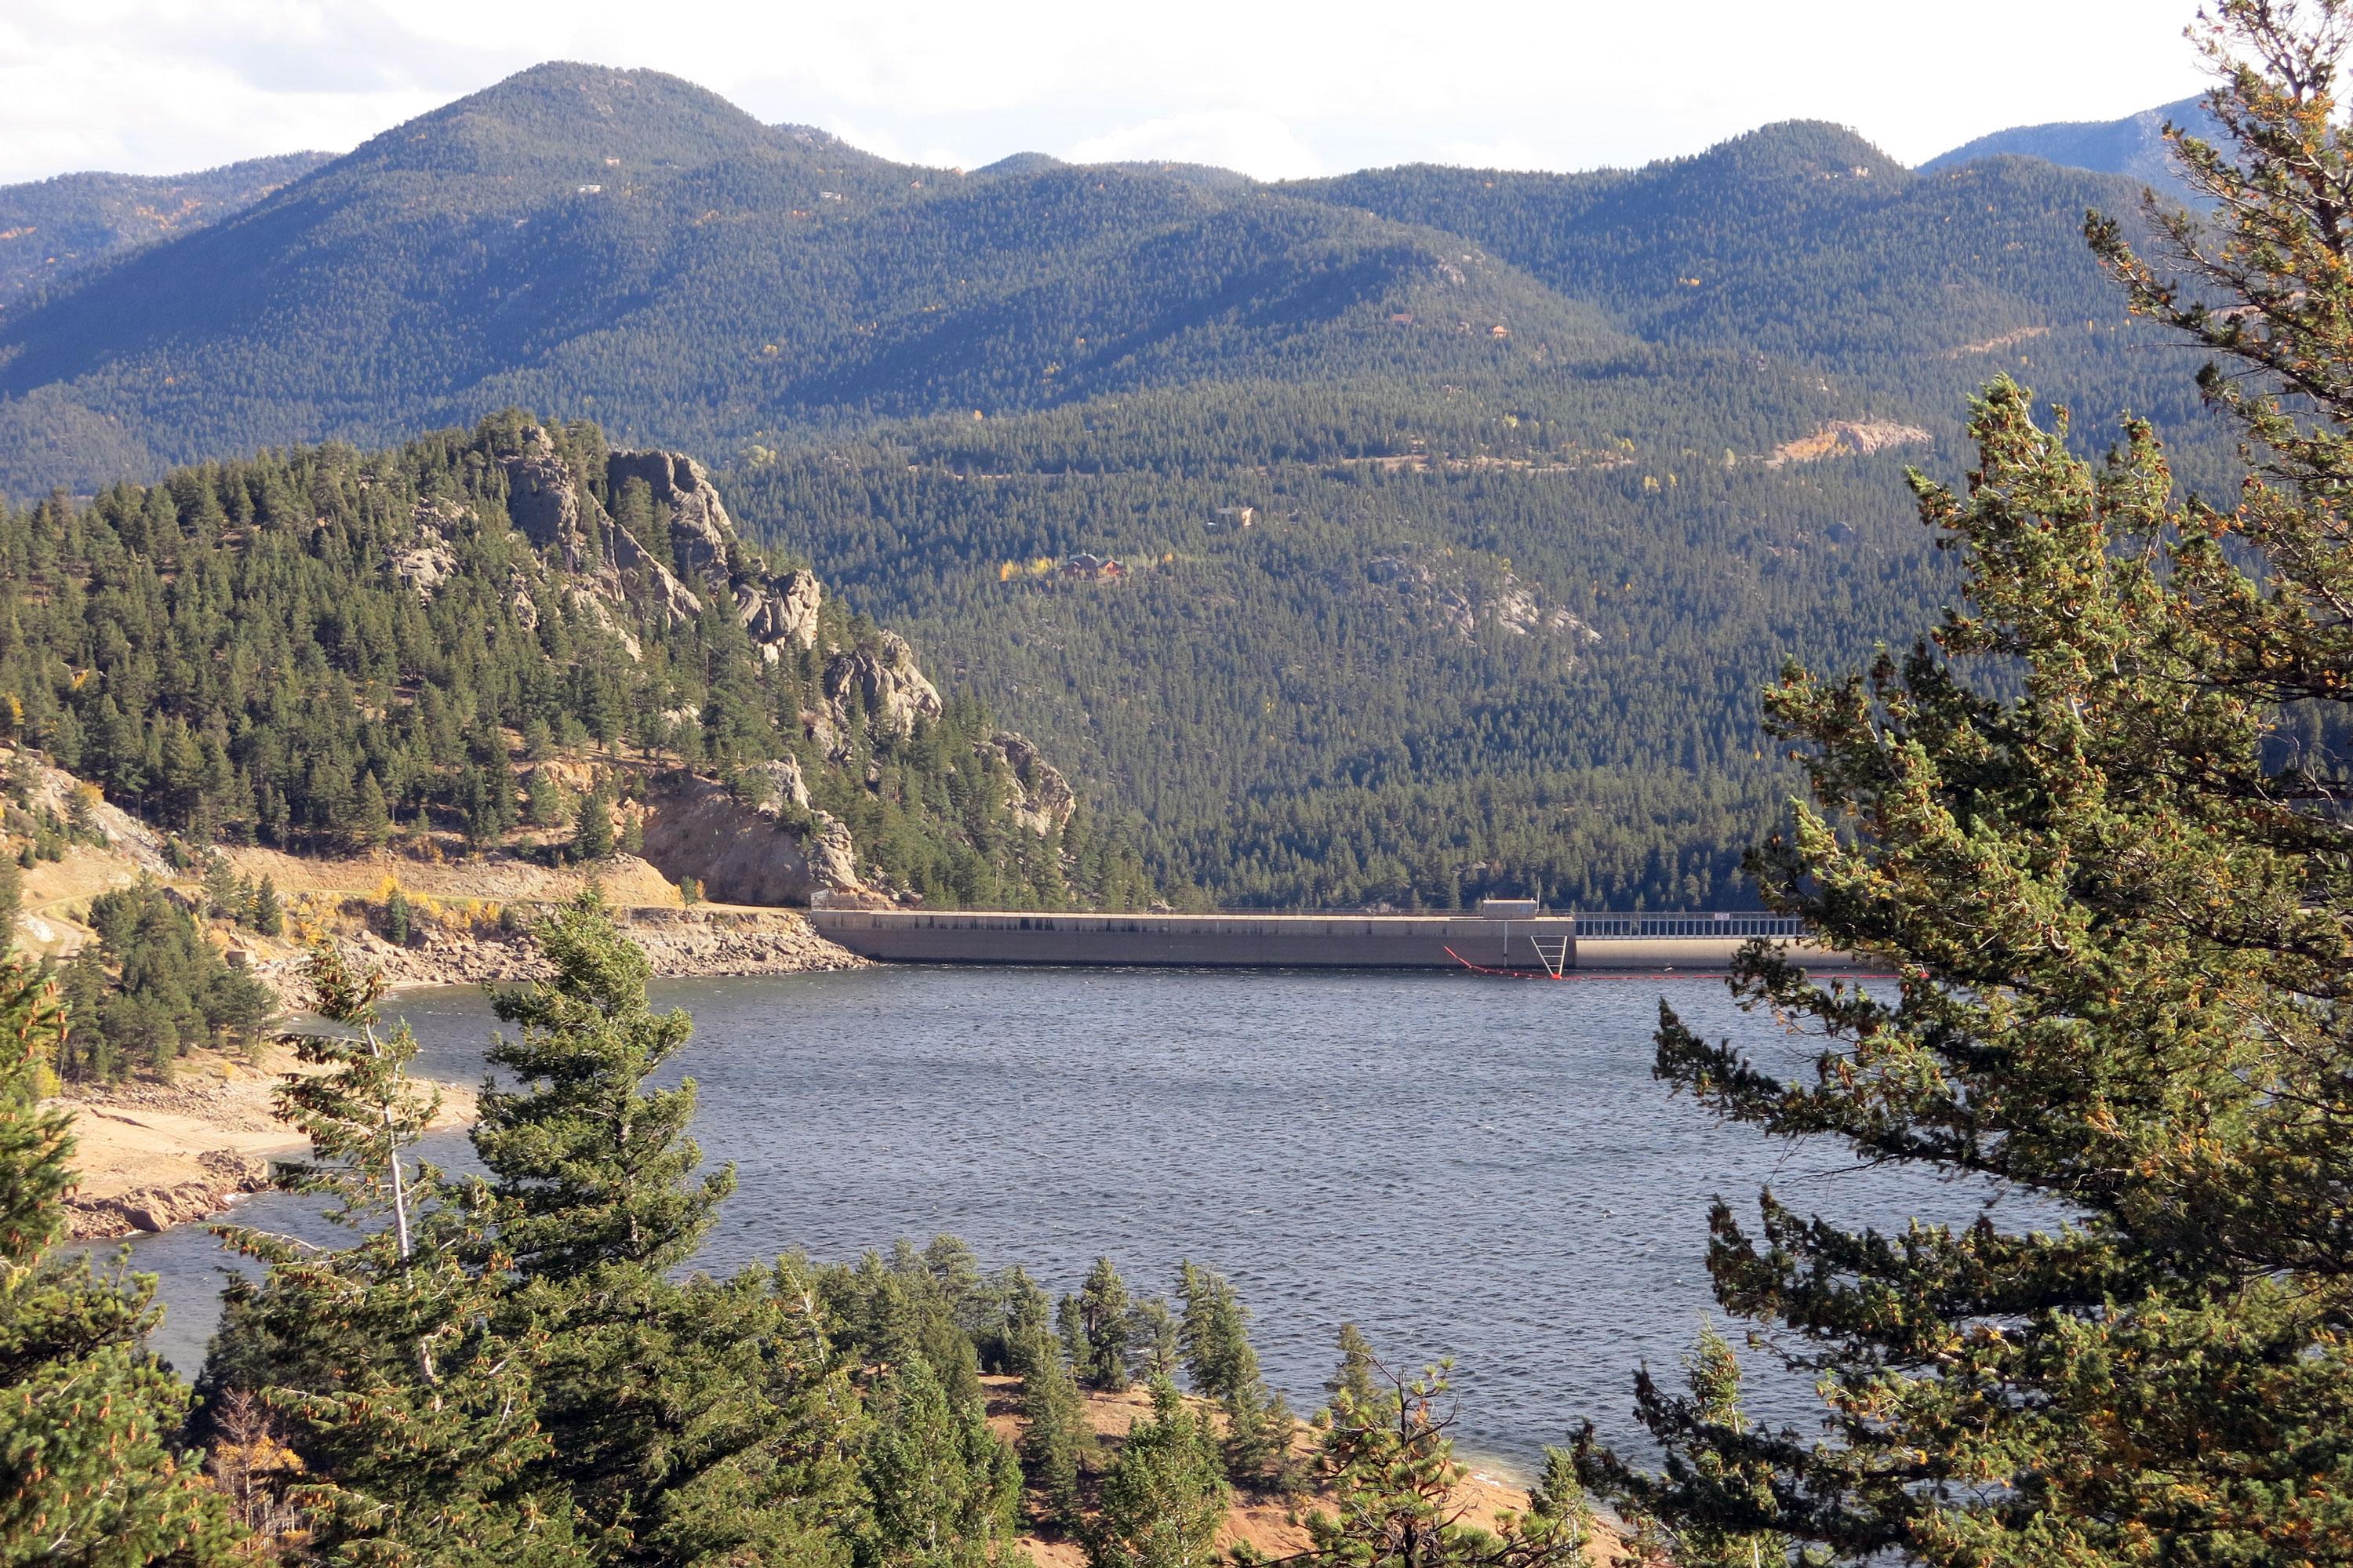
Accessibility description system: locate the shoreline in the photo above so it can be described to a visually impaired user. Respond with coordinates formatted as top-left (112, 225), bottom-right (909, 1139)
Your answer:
top-left (52, 1040), bottom-right (480, 1240)
top-left (53, 907), bottom-right (867, 1239)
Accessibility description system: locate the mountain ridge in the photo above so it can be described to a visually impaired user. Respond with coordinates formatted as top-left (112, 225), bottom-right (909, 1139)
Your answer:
top-left (0, 61), bottom-right (2242, 910)
top-left (1920, 93), bottom-right (2220, 206)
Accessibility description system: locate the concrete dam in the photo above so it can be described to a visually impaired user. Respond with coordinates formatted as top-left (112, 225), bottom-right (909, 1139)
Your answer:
top-left (804, 903), bottom-right (1864, 972)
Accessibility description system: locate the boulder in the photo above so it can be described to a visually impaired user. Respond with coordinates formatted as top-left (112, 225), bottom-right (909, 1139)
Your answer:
top-left (988, 730), bottom-right (1076, 835)
top-left (638, 771), bottom-right (867, 906)
top-left (737, 568), bottom-right (821, 657)
top-left (501, 444), bottom-right (584, 569)
top-left (824, 631), bottom-right (943, 737)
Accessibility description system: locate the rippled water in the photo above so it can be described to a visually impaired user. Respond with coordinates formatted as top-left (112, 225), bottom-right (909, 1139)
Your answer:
top-left (105, 966), bottom-right (2020, 1468)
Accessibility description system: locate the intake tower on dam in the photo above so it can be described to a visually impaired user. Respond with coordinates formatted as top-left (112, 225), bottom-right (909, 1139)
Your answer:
top-left (805, 900), bottom-right (1863, 972)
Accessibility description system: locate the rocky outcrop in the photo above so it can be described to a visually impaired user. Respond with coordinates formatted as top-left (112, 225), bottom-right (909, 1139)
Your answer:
top-left (638, 770), bottom-right (864, 905)
top-left (14, 748), bottom-right (173, 876)
top-left (740, 756), bottom-right (812, 812)
top-left (606, 519), bottom-right (707, 628)
top-left (502, 449), bottom-right (586, 568)
top-left (744, 568), bottom-right (822, 653)
top-left (608, 446), bottom-right (823, 660)
top-left (1358, 555), bottom-right (1600, 647)
top-left (1766, 420), bottom-right (1931, 467)
top-left (391, 539), bottom-right (458, 598)
top-left (988, 732), bottom-right (1076, 836)
top-left (824, 632), bottom-right (944, 736)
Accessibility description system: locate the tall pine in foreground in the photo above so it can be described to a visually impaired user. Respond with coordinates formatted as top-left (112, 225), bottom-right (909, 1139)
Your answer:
top-left (212, 944), bottom-right (578, 1566)
top-left (0, 954), bottom-right (240, 1566)
top-left (1580, 3), bottom-right (2353, 1562)
top-left (477, 888), bottom-right (860, 1566)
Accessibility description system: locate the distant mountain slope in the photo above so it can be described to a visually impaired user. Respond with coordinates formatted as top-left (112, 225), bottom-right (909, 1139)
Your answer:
top-left (0, 152), bottom-right (333, 310)
top-left (1920, 95), bottom-right (2219, 207)
top-left (0, 62), bottom-right (1642, 499)
top-left (0, 63), bottom-right (2247, 909)
top-left (1283, 122), bottom-right (2198, 433)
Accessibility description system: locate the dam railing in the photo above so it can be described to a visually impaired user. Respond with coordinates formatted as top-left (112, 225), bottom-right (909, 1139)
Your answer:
top-left (1570, 913), bottom-right (1807, 940)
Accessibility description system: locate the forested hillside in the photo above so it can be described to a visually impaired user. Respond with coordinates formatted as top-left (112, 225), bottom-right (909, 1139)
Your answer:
top-left (1919, 94), bottom-right (2217, 206)
top-left (0, 413), bottom-right (1113, 911)
top-left (0, 151), bottom-right (331, 309)
top-left (0, 62), bottom-right (2240, 908)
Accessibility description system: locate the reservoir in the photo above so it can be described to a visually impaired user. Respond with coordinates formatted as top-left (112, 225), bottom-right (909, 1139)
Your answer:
top-left (111, 965), bottom-right (2017, 1468)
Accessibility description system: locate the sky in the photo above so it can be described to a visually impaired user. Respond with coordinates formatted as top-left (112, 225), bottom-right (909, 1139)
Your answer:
top-left (0, 0), bottom-right (2213, 187)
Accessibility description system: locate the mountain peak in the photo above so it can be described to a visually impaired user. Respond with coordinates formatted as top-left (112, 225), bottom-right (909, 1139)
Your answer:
top-left (1919, 94), bottom-right (2216, 205)
top-left (342, 60), bottom-right (780, 177)
top-left (1691, 120), bottom-right (1908, 187)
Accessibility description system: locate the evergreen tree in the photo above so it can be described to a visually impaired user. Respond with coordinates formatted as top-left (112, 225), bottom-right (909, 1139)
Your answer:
top-left (478, 886), bottom-right (724, 1279)
top-left (1086, 1378), bottom-right (1227, 1568)
top-left (1325, 1322), bottom-right (1378, 1414)
top-left (475, 890), bottom-right (857, 1565)
top-left (267, 944), bottom-right (434, 1250)
top-left (1175, 1262), bottom-right (1295, 1492)
top-left (352, 769), bottom-right (391, 850)
top-left (211, 943), bottom-right (580, 1566)
top-left (1576, 1329), bottom-right (1783, 1568)
top-left (853, 1355), bottom-right (1024, 1568)
top-left (1013, 1330), bottom-right (1086, 1530)
top-left (573, 780), bottom-right (615, 860)
top-left (1123, 1295), bottom-right (1180, 1383)
top-left (384, 885), bottom-right (412, 946)
top-left (248, 876), bottom-right (282, 937)
top-left (58, 879), bottom-right (272, 1080)
top-left (526, 769), bottom-right (565, 830)
top-left (1579, 6), bottom-right (2353, 1562)
top-left (198, 853), bottom-right (238, 919)
top-left (0, 952), bottom-right (242, 1564)
top-left (1250, 1358), bottom-right (1586, 1568)
top-left (1063, 1256), bottom-right (1131, 1391)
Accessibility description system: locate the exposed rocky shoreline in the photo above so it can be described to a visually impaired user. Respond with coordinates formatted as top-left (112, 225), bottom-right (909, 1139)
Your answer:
top-left (55, 1042), bottom-right (480, 1241)
top-left (242, 903), bottom-right (868, 1001)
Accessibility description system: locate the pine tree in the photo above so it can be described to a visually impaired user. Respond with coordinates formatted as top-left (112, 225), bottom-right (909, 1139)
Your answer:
top-left (1574, 1329), bottom-right (1783, 1568)
top-left (1086, 1378), bottom-right (1227, 1568)
top-left (1250, 1357), bottom-right (1586, 1568)
top-left (526, 769), bottom-right (565, 829)
top-left (1064, 1256), bottom-right (1131, 1390)
top-left (854, 1355), bottom-right (1024, 1568)
top-left (248, 875), bottom-right (282, 937)
top-left (0, 952), bottom-right (243, 1564)
top-left (267, 944), bottom-right (434, 1251)
top-left (198, 853), bottom-right (238, 919)
top-left (352, 769), bottom-right (391, 850)
top-left (1013, 1330), bottom-right (1086, 1530)
top-left (475, 889), bottom-right (857, 1564)
top-left (1580, 6), bottom-right (2353, 1562)
top-left (1325, 1322), bottom-right (1377, 1414)
top-left (573, 780), bottom-right (614, 860)
top-left (1124, 1295), bottom-right (1180, 1383)
top-left (211, 943), bottom-right (580, 1566)
top-left (1175, 1262), bottom-right (1295, 1492)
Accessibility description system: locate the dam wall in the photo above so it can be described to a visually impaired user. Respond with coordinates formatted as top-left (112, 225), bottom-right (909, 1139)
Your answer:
top-left (804, 907), bottom-right (1864, 972)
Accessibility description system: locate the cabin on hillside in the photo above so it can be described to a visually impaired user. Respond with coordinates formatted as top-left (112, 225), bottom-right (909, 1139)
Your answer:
top-left (1061, 552), bottom-right (1126, 581)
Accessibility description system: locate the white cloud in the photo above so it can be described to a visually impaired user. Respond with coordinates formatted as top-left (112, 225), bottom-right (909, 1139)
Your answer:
top-left (1070, 110), bottom-right (1323, 180)
top-left (0, 0), bottom-right (2216, 186)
